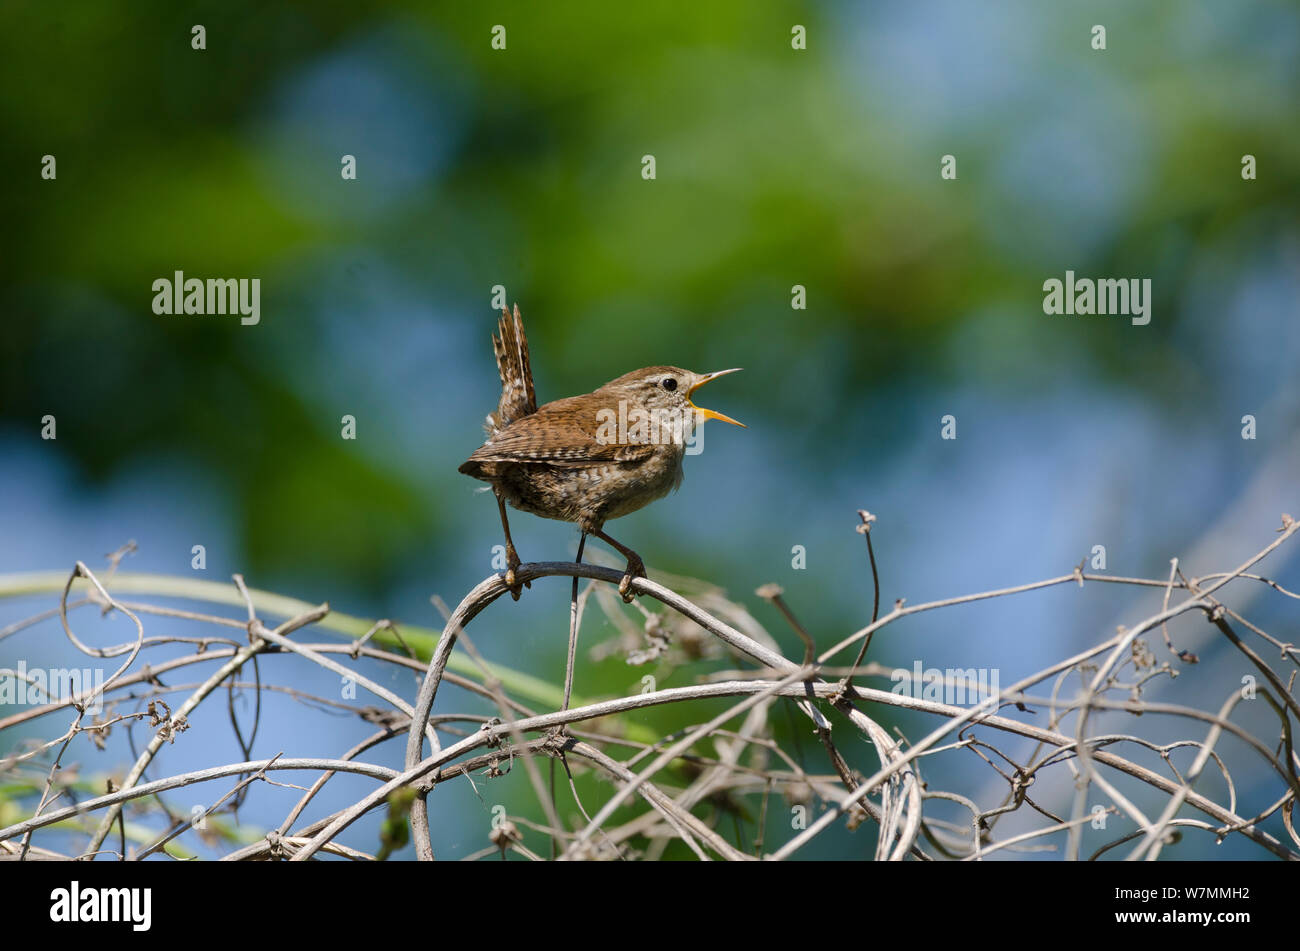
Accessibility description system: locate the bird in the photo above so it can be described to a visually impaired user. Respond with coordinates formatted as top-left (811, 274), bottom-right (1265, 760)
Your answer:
top-left (459, 304), bottom-right (744, 602)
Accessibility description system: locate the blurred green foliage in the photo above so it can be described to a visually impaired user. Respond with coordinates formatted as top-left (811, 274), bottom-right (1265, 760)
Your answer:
top-left (4, 1), bottom-right (1297, 594)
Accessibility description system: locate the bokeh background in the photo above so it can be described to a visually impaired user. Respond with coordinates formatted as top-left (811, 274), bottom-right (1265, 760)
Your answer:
top-left (2, 1), bottom-right (1298, 859)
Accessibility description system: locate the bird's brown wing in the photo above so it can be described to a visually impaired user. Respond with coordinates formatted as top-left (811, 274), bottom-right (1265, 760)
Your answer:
top-left (464, 397), bottom-right (657, 469)
top-left (486, 304), bottom-right (537, 435)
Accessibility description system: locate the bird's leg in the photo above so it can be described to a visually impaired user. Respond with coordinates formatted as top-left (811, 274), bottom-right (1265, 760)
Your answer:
top-left (591, 529), bottom-right (647, 603)
top-left (495, 490), bottom-right (529, 600)
top-left (552, 531), bottom-right (588, 739)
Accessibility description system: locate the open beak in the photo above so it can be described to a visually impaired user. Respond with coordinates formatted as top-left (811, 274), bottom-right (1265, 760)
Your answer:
top-left (687, 368), bottom-right (746, 427)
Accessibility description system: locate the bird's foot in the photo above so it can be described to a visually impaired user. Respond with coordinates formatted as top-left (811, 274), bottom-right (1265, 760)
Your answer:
top-left (617, 555), bottom-right (647, 603)
top-left (503, 545), bottom-right (531, 601)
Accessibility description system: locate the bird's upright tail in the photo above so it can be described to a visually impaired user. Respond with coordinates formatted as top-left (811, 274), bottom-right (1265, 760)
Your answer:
top-left (486, 303), bottom-right (537, 436)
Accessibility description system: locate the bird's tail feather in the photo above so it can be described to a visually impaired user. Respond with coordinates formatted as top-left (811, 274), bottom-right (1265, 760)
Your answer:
top-left (487, 303), bottom-right (537, 435)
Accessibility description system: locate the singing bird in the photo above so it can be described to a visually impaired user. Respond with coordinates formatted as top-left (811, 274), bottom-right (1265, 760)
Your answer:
top-left (459, 305), bottom-right (744, 601)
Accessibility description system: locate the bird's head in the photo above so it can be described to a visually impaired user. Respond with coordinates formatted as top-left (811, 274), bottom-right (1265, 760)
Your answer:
top-left (599, 366), bottom-right (745, 428)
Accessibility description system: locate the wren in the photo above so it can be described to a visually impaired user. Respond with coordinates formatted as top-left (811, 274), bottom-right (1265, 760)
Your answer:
top-left (459, 305), bottom-right (744, 601)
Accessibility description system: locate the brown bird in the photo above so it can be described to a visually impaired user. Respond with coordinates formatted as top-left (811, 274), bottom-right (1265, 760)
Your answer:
top-left (459, 305), bottom-right (744, 601)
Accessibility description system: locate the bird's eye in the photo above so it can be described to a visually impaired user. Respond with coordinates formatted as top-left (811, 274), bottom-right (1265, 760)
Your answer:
top-left (661, 378), bottom-right (677, 392)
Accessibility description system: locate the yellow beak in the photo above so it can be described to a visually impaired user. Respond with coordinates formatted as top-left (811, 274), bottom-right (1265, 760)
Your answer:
top-left (687, 368), bottom-right (745, 427)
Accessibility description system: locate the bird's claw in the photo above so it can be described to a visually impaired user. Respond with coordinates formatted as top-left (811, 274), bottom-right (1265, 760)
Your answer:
top-left (504, 549), bottom-right (530, 601)
top-left (618, 557), bottom-right (647, 603)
